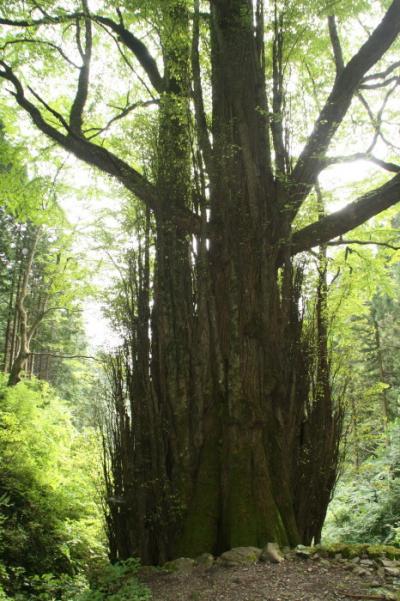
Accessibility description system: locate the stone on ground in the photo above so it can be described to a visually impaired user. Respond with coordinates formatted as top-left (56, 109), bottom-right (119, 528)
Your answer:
top-left (260, 542), bottom-right (284, 564)
top-left (194, 553), bottom-right (214, 568)
top-left (163, 557), bottom-right (195, 572)
top-left (218, 546), bottom-right (262, 567)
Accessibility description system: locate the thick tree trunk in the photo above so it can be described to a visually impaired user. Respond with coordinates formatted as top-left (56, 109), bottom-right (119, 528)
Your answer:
top-left (103, 0), bottom-right (343, 564)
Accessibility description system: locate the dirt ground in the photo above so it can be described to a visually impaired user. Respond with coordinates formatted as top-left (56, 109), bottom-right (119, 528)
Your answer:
top-left (142, 556), bottom-right (399, 601)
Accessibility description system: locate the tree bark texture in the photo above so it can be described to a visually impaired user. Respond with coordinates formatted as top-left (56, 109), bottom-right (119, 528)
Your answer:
top-left (103, 0), bottom-right (344, 564)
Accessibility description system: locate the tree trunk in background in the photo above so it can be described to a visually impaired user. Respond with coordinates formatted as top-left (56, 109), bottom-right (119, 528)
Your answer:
top-left (2, 264), bottom-right (17, 373)
top-left (8, 227), bottom-right (40, 387)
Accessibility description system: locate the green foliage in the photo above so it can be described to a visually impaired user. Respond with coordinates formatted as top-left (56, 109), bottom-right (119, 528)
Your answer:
top-left (0, 375), bottom-right (105, 598)
top-left (76, 559), bottom-right (151, 601)
top-left (324, 419), bottom-right (400, 546)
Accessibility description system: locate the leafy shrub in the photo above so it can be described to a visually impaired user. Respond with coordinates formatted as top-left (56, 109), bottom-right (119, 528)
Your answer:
top-left (76, 558), bottom-right (151, 601)
top-left (0, 375), bottom-right (105, 597)
top-left (324, 419), bottom-right (400, 546)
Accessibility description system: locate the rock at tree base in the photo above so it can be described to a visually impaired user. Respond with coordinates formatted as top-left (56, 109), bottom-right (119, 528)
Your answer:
top-left (260, 542), bottom-right (284, 563)
top-left (194, 553), bottom-right (214, 568)
top-left (295, 545), bottom-right (314, 559)
top-left (163, 557), bottom-right (195, 572)
top-left (218, 547), bottom-right (262, 567)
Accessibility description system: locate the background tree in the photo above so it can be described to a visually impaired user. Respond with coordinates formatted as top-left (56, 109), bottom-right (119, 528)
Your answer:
top-left (0, 134), bottom-right (93, 387)
top-left (1, 0), bottom-right (400, 562)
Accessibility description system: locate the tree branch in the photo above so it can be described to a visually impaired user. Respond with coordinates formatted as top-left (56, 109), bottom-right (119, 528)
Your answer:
top-left (85, 98), bottom-right (159, 139)
top-left (271, 7), bottom-right (288, 175)
top-left (328, 15), bottom-right (344, 77)
top-left (327, 237), bottom-right (400, 251)
top-left (362, 59), bottom-right (400, 82)
top-left (191, 0), bottom-right (213, 176)
top-left (70, 2), bottom-right (92, 134)
top-left (360, 75), bottom-right (400, 89)
top-left (324, 153), bottom-right (400, 173)
top-left (29, 351), bottom-right (99, 361)
top-left (288, 0), bottom-right (400, 221)
top-left (0, 62), bottom-right (200, 233)
top-left (289, 173), bottom-right (400, 255)
top-left (0, 61), bottom-right (158, 210)
top-left (93, 15), bottom-right (164, 93)
top-left (0, 38), bottom-right (80, 69)
top-left (28, 86), bottom-right (71, 131)
top-left (0, 10), bottom-right (164, 93)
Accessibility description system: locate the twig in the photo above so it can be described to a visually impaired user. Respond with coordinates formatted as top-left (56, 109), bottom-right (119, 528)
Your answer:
top-left (327, 237), bottom-right (400, 251)
top-left (1, 38), bottom-right (79, 69)
top-left (85, 98), bottom-right (158, 139)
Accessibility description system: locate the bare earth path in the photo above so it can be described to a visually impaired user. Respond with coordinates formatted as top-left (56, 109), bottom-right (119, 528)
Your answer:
top-left (143, 557), bottom-right (399, 601)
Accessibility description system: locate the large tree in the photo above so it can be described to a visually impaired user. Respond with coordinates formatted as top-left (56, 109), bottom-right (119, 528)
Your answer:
top-left (1, 0), bottom-right (400, 563)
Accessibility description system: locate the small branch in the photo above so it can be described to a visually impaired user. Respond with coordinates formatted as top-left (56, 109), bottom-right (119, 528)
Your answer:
top-left (362, 58), bottom-right (400, 82)
top-left (328, 15), bottom-right (344, 77)
top-left (360, 74), bottom-right (400, 89)
top-left (327, 237), bottom-right (400, 251)
top-left (28, 86), bottom-right (71, 131)
top-left (358, 77), bottom-right (400, 154)
top-left (29, 352), bottom-right (100, 361)
top-left (356, 92), bottom-right (379, 154)
top-left (324, 152), bottom-right (400, 173)
top-left (85, 98), bottom-right (159, 139)
top-left (0, 38), bottom-right (80, 69)
top-left (0, 14), bottom-right (80, 26)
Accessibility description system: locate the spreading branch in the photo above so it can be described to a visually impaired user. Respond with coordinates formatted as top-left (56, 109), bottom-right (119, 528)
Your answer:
top-left (0, 63), bottom-right (200, 233)
top-left (288, 0), bottom-right (400, 221)
top-left (0, 10), bottom-right (164, 93)
top-left (93, 15), bottom-right (164, 93)
top-left (362, 58), bottom-right (400, 82)
top-left (0, 62), bottom-right (158, 210)
top-left (289, 173), bottom-right (400, 255)
top-left (360, 74), bottom-right (400, 89)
